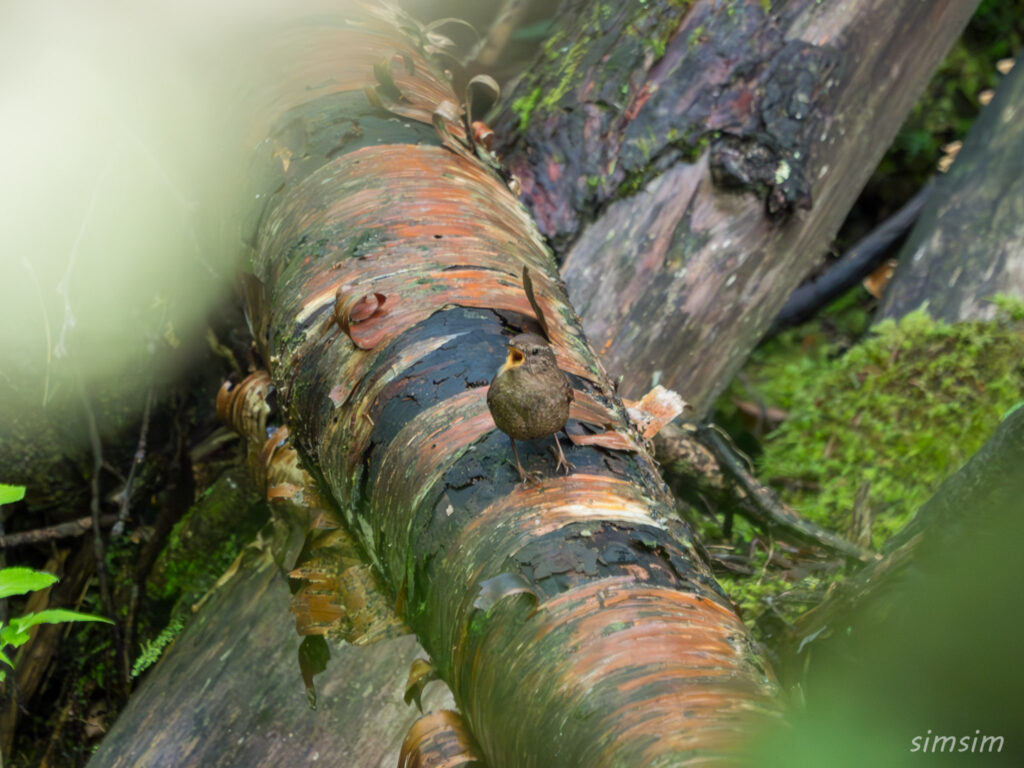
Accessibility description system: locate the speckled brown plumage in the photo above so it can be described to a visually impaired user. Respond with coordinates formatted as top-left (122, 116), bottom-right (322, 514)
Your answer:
top-left (487, 333), bottom-right (574, 481)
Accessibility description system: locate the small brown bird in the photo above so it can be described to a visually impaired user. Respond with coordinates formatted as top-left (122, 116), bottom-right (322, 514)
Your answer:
top-left (487, 333), bottom-right (574, 482)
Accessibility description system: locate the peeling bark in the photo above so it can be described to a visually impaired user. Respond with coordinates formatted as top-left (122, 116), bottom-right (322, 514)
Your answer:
top-left (877, 51), bottom-right (1024, 322)
top-left (495, 0), bottom-right (980, 410)
top-left (238, 6), bottom-right (778, 765)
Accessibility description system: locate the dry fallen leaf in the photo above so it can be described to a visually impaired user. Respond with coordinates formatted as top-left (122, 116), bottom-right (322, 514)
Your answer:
top-left (864, 259), bottom-right (897, 299)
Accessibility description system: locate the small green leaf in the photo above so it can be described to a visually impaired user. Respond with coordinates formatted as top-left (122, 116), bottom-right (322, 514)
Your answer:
top-left (0, 625), bottom-right (29, 649)
top-left (0, 484), bottom-right (26, 506)
top-left (10, 608), bottom-right (112, 633)
top-left (0, 568), bottom-right (57, 599)
top-left (0, 649), bottom-right (12, 668)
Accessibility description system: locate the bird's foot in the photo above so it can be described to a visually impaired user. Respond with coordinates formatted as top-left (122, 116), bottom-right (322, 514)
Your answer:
top-left (554, 454), bottom-right (575, 475)
top-left (509, 461), bottom-right (543, 486)
top-left (552, 434), bottom-right (574, 475)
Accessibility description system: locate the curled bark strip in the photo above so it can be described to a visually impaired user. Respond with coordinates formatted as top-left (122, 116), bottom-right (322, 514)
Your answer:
top-left (344, 291), bottom-right (387, 325)
top-left (567, 390), bottom-right (643, 452)
top-left (470, 121), bottom-right (493, 151)
top-left (219, 373), bottom-right (407, 646)
top-left (289, 546), bottom-right (408, 645)
top-left (624, 385), bottom-right (687, 439)
top-left (521, 266), bottom-right (551, 342)
top-left (261, 426), bottom-right (307, 501)
top-left (432, 100), bottom-right (476, 164)
top-left (404, 657), bottom-right (439, 712)
top-left (465, 75), bottom-right (499, 123)
top-left (566, 429), bottom-right (637, 452)
top-left (335, 288), bottom-right (389, 349)
top-left (472, 572), bottom-right (537, 613)
top-left (216, 370), bottom-right (272, 445)
top-left (270, 432), bottom-right (408, 644)
top-left (399, 710), bottom-right (482, 768)
top-left (463, 74), bottom-right (500, 154)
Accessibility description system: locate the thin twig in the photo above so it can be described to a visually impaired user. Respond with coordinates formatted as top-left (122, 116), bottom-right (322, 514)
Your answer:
top-left (697, 424), bottom-right (877, 562)
top-left (78, 382), bottom-right (110, 607)
top-left (0, 515), bottom-right (118, 550)
top-left (113, 386), bottom-right (154, 537)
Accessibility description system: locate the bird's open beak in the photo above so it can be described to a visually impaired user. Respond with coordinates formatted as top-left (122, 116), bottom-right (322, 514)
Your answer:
top-left (498, 347), bottom-right (525, 373)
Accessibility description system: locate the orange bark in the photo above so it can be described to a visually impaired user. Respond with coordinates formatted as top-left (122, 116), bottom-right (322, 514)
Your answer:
top-left (245, 4), bottom-right (779, 765)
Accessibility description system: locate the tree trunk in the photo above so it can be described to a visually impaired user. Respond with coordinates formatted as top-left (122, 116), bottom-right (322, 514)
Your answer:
top-left (96, 5), bottom-right (778, 767)
top-left (495, 0), bottom-right (979, 411)
top-left (877, 52), bottom-right (1024, 322)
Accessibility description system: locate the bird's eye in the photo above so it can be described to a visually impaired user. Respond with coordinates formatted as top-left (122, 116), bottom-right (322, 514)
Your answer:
top-left (530, 348), bottom-right (539, 355)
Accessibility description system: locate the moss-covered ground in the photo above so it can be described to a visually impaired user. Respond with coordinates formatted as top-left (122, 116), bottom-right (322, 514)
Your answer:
top-left (712, 295), bottom-right (1024, 630)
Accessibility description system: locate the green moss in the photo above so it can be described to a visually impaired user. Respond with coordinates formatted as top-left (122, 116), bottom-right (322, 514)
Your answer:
top-left (620, 171), bottom-right (646, 196)
top-left (511, 86), bottom-right (543, 132)
top-left (536, 38), bottom-right (588, 113)
top-left (601, 621), bottom-right (633, 635)
top-left (131, 614), bottom-right (185, 678)
top-left (746, 307), bottom-right (1024, 548)
top-left (710, 302), bottom-right (1024, 633)
top-left (678, 132), bottom-right (711, 162)
top-left (635, 1), bottom-right (693, 61)
top-left (991, 292), bottom-right (1024, 322)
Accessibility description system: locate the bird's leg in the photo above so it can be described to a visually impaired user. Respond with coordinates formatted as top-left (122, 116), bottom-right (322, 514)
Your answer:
top-left (552, 433), bottom-right (574, 475)
top-left (509, 436), bottom-right (529, 483)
